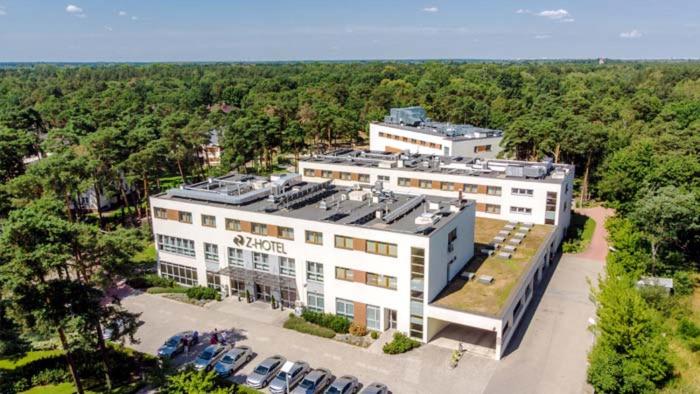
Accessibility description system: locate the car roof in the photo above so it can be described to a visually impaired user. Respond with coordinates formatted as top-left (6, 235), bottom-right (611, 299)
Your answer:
top-left (203, 344), bottom-right (221, 352)
top-left (281, 361), bottom-right (296, 372)
top-left (225, 348), bottom-right (244, 356)
top-left (262, 356), bottom-right (283, 367)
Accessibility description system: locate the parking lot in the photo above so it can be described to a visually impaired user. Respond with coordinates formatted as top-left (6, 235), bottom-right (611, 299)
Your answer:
top-left (122, 254), bottom-right (601, 394)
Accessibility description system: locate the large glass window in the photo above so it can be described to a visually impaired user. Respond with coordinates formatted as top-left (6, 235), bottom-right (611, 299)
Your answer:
top-left (159, 261), bottom-right (198, 286)
top-left (462, 184), bottom-right (478, 194)
top-left (485, 204), bottom-right (501, 214)
top-left (306, 261), bottom-right (324, 282)
top-left (225, 219), bottom-right (241, 231)
top-left (307, 292), bottom-right (324, 312)
top-left (279, 257), bottom-right (296, 277)
top-left (227, 247), bottom-right (244, 267)
top-left (340, 172), bottom-right (352, 180)
top-left (278, 226), bottom-right (294, 240)
top-left (253, 252), bottom-right (269, 272)
top-left (398, 177), bottom-right (411, 186)
top-left (178, 211), bottom-right (192, 223)
top-left (510, 206), bottom-right (532, 215)
top-left (305, 231), bottom-right (323, 245)
top-left (303, 168), bottom-right (315, 177)
top-left (358, 174), bottom-right (370, 183)
top-left (335, 267), bottom-right (354, 281)
top-left (366, 273), bottom-right (397, 290)
top-left (204, 243), bottom-right (219, 263)
top-left (419, 179), bottom-right (432, 189)
top-left (334, 235), bottom-right (353, 250)
top-left (486, 186), bottom-right (502, 196)
top-left (366, 240), bottom-right (397, 257)
top-left (366, 305), bottom-right (381, 331)
top-left (378, 175), bottom-right (390, 183)
top-left (157, 234), bottom-right (195, 257)
top-left (441, 182), bottom-right (455, 191)
top-left (251, 222), bottom-right (268, 235)
top-left (201, 214), bottom-right (216, 228)
top-left (207, 272), bottom-right (221, 291)
top-left (154, 207), bottom-right (168, 219)
top-left (511, 188), bottom-right (534, 197)
top-left (410, 247), bottom-right (425, 339)
top-left (321, 170), bottom-right (332, 178)
top-left (336, 298), bottom-right (354, 320)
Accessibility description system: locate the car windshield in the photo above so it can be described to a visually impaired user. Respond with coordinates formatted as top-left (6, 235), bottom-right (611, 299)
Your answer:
top-left (276, 371), bottom-right (287, 380)
top-left (326, 385), bottom-right (344, 394)
top-left (165, 338), bottom-right (179, 347)
top-left (200, 350), bottom-right (213, 360)
top-left (254, 365), bottom-right (269, 375)
top-left (220, 355), bottom-right (234, 364)
top-left (300, 378), bottom-right (315, 389)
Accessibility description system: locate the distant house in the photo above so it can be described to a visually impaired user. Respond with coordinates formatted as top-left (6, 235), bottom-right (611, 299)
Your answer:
top-left (636, 276), bottom-right (674, 293)
top-left (200, 129), bottom-right (222, 167)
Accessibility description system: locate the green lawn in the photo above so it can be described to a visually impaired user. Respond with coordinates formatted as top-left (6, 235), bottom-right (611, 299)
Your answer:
top-left (20, 383), bottom-right (100, 394)
top-left (133, 242), bottom-right (156, 264)
top-left (563, 212), bottom-right (596, 253)
top-left (0, 349), bottom-right (63, 370)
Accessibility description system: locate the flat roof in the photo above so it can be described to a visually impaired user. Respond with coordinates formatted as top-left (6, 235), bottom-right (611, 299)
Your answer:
top-left (374, 121), bottom-right (503, 140)
top-left (153, 173), bottom-right (469, 236)
top-left (431, 217), bottom-right (554, 317)
top-left (301, 150), bottom-right (573, 184)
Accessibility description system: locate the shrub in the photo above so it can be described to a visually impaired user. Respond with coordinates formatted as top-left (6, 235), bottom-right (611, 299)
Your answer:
top-left (147, 286), bottom-right (188, 295)
top-left (677, 318), bottom-right (700, 339)
top-left (186, 286), bottom-right (219, 301)
top-left (284, 316), bottom-right (335, 338)
top-left (127, 274), bottom-right (174, 289)
top-left (349, 322), bottom-right (367, 337)
top-left (382, 332), bottom-right (421, 354)
top-left (31, 368), bottom-right (70, 386)
top-left (673, 271), bottom-right (694, 296)
top-left (301, 310), bottom-right (351, 334)
top-left (370, 331), bottom-right (379, 340)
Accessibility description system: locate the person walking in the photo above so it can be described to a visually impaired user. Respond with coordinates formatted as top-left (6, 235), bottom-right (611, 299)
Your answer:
top-left (183, 336), bottom-right (190, 356)
top-left (220, 330), bottom-right (227, 346)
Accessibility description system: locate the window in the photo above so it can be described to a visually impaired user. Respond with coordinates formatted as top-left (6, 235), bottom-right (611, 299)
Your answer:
top-left (511, 188), bottom-right (534, 197)
top-left (340, 172), bottom-right (352, 180)
top-left (321, 170), bottom-right (332, 178)
top-left (546, 191), bottom-right (558, 225)
top-left (441, 182), bottom-right (455, 191)
top-left (485, 204), bottom-right (501, 214)
top-left (252, 252), bottom-right (269, 272)
top-left (366, 240), bottom-right (397, 257)
top-left (201, 214), bottom-right (216, 228)
top-left (510, 206), bottom-right (532, 215)
top-left (207, 272), bottom-right (221, 291)
top-left (336, 298), bottom-right (354, 320)
top-left (358, 174), bottom-right (370, 183)
top-left (227, 248), bottom-right (244, 268)
top-left (462, 184), bottom-right (478, 194)
top-left (366, 273), bottom-right (397, 290)
top-left (419, 179), bottom-right (432, 189)
top-left (306, 261), bottom-right (324, 282)
top-left (305, 231), bottom-right (323, 245)
top-left (159, 261), bottom-right (198, 286)
top-left (278, 226), bottom-right (294, 240)
top-left (334, 235), bottom-right (353, 250)
top-left (366, 305), bottom-right (381, 331)
top-left (398, 177), bottom-right (411, 186)
top-left (251, 222), bottom-right (268, 235)
top-left (335, 267), bottom-right (354, 281)
top-left (410, 315), bottom-right (424, 339)
top-left (474, 144), bottom-right (492, 153)
top-left (378, 175), bottom-right (390, 183)
top-left (307, 292), bottom-right (324, 312)
top-left (230, 279), bottom-right (245, 296)
top-left (411, 247), bottom-right (426, 309)
top-left (303, 168), bottom-right (315, 177)
top-left (448, 228), bottom-right (457, 253)
top-left (154, 207), bottom-right (168, 219)
top-left (157, 234), bottom-right (195, 257)
top-left (225, 219), bottom-right (241, 231)
top-left (279, 257), bottom-right (296, 277)
top-left (204, 243), bottom-right (219, 263)
top-left (178, 211), bottom-right (192, 223)
top-left (486, 186), bottom-right (502, 196)
top-left (513, 300), bottom-right (523, 319)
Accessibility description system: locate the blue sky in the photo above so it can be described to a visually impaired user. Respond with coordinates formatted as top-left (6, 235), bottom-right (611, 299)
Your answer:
top-left (0, 0), bottom-right (698, 61)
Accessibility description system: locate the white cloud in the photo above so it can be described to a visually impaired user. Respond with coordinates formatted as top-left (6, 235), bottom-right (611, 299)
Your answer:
top-left (118, 10), bottom-right (127, 16)
top-left (66, 4), bottom-right (82, 13)
top-left (0, 8), bottom-right (6, 16)
top-left (516, 9), bottom-right (530, 14)
top-left (534, 34), bottom-right (551, 39)
top-left (104, 25), bottom-right (113, 31)
top-left (537, 9), bottom-right (570, 19)
top-left (620, 29), bottom-right (642, 38)
top-left (422, 6), bottom-right (439, 13)
top-left (131, 15), bottom-right (138, 21)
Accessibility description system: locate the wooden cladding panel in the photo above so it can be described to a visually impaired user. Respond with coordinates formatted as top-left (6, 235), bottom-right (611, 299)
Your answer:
top-left (239, 221), bottom-right (252, 233)
top-left (385, 146), bottom-right (402, 153)
top-left (353, 238), bottom-right (366, 252)
top-left (476, 203), bottom-right (486, 212)
top-left (353, 270), bottom-right (367, 284)
top-left (351, 173), bottom-right (359, 181)
top-left (353, 302), bottom-right (367, 326)
top-left (166, 209), bottom-right (179, 220)
top-left (409, 178), bottom-right (419, 188)
top-left (314, 169), bottom-right (322, 177)
top-left (477, 185), bottom-right (488, 194)
top-left (431, 180), bottom-right (441, 190)
top-left (267, 225), bottom-right (278, 237)
top-left (332, 171), bottom-right (340, 179)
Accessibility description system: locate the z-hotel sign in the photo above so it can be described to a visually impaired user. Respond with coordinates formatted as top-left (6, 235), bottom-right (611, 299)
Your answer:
top-left (233, 234), bottom-right (287, 255)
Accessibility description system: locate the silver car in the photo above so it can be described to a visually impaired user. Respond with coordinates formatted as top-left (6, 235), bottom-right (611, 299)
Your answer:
top-left (269, 361), bottom-right (311, 394)
top-left (213, 346), bottom-right (253, 377)
top-left (193, 344), bottom-right (226, 371)
top-left (325, 375), bottom-right (359, 394)
top-left (359, 382), bottom-right (388, 394)
top-left (291, 368), bottom-right (333, 394)
top-left (245, 355), bottom-right (286, 389)
top-left (157, 331), bottom-right (197, 359)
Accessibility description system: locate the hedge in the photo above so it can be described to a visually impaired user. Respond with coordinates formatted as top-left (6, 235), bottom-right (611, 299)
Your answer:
top-left (146, 286), bottom-right (188, 295)
top-left (127, 274), bottom-right (174, 289)
top-left (284, 315), bottom-right (336, 338)
top-left (301, 310), bottom-right (351, 334)
top-left (185, 286), bottom-right (221, 301)
top-left (382, 332), bottom-right (421, 354)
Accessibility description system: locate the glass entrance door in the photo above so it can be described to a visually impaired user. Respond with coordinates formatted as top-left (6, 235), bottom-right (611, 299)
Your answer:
top-left (386, 309), bottom-right (397, 329)
top-left (254, 283), bottom-right (271, 302)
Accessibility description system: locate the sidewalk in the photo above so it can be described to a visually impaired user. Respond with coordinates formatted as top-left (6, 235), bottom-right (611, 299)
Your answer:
top-left (572, 206), bottom-right (614, 262)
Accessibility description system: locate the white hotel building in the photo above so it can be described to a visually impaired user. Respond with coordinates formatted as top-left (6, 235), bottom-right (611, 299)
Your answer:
top-left (298, 150), bottom-right (575, 249)
top-left (150, 173), bottom-right (477, 346)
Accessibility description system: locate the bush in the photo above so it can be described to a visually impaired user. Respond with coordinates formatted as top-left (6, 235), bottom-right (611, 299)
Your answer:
top-left (677, 318), bottom-right (700, 339)
top-left (370, 331), bottom-right (379, 340)
top-left (382, 332), bottom-right (421, 354)
top-left (186, 286), bottom-right (220, 301)
top-left (147, 286), bottom-right (188, 295)
top-left (127, 274), bottom-right (174, 289)
top-left (301, 310), bottom-right (351, 334)
top-left (349, 322), bottom-right (367, 337)
top-left (284, 316), bottom-right (336, 338)
top-left (30, 368), bottom-right (70, 386)
top-left (673, 271), bottom-right (694, 296)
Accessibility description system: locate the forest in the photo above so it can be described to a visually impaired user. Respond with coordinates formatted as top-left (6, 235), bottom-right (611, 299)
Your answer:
top-left (0, 61), bottom-right (699, 393)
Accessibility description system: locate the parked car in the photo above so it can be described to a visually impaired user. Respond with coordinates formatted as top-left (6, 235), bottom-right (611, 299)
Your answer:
top-left (193, 344), bottom-right (226, 371)
top-left (157, 331), bottom-right (198, 359)
top-left (291, 368), bottom-right (333, 394)
top-left (359, 382), bottom-right (388, 394)
top-left (269, 361), bottom-right (311, 394)
top-left (245, 355), bottom-right (286, 388)
top-left (325, 375), bottom-right (359, 394)
top-left (213, 346), bottom-right (253, 377)
top-left (102, 319), bottom-right (126, 341)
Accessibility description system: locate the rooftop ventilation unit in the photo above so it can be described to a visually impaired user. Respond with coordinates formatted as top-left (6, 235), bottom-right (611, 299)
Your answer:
top-left (382, 195), bottom-right (425, 224)
top-left (267, 180), bottom-right (333, 210)
top-left (505, 165), bottom-right (525, 178)
top-left (415, 211), bottom-right (440, 226)
top-left (524, 165), bottom-right (547, 179)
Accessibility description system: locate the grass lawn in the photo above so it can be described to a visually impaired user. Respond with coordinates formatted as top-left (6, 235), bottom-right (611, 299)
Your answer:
top-left (20, 383), bottom-right (100, 394)
top-left (662, 277), bottom-right (700, 393)
top-left (0, 349), bottom-right (63, 370)
top-left (133, 242), bottom-right (156, 264)
top-left (563, 212), bottom-right (596, 253)
top-left (433, 218), bottom-right (554, 316)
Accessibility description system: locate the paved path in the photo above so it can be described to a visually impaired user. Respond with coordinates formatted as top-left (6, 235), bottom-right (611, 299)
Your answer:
top-left (573, 206), bottom-right (614, 262)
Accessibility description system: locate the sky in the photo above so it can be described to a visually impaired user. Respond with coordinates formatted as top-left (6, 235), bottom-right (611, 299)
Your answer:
top-left (0, 0), bottom-right (699, 62)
